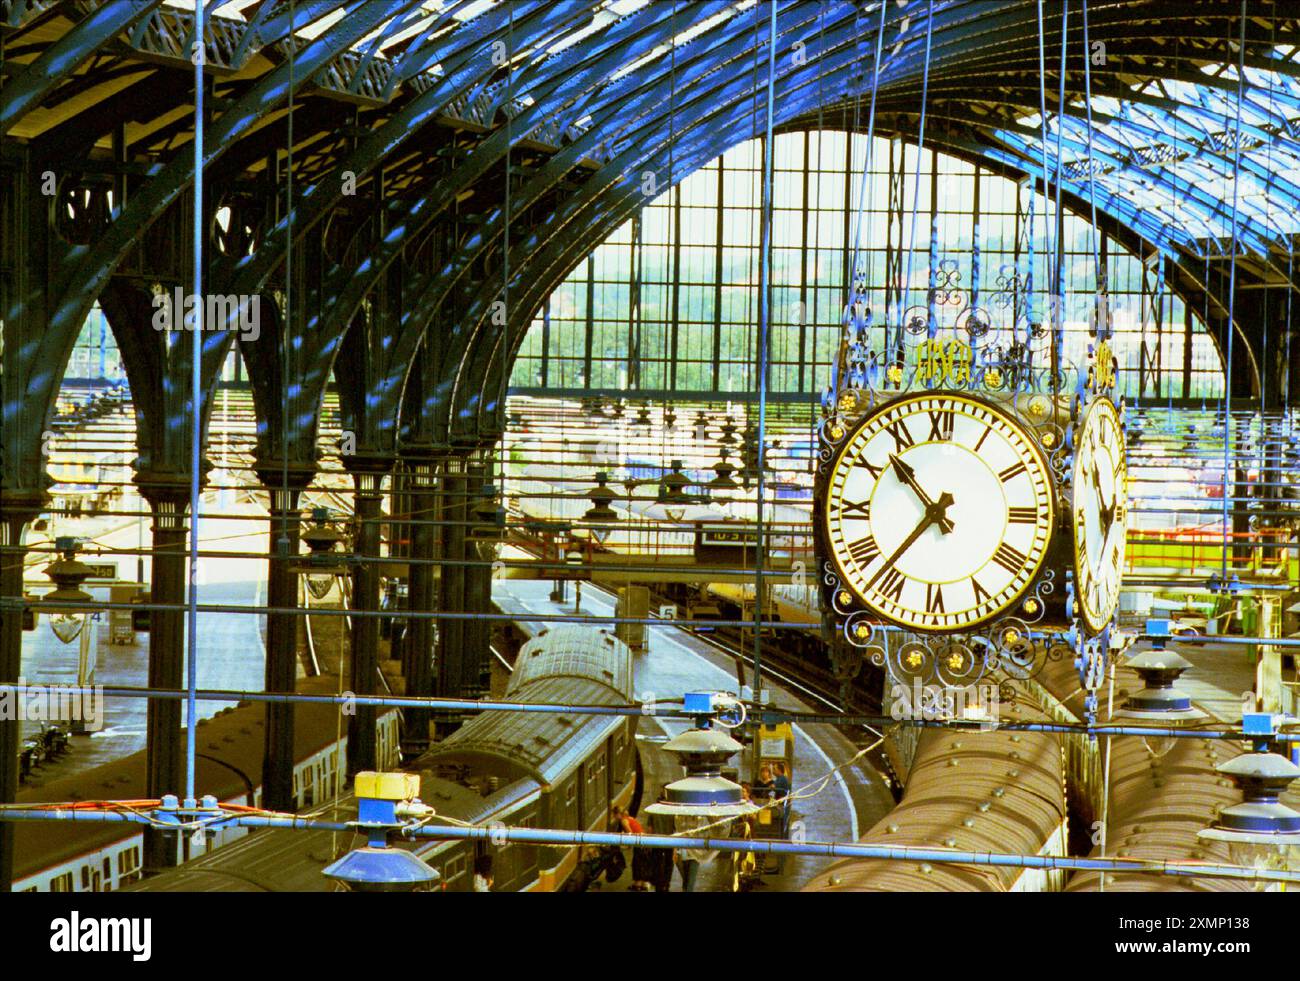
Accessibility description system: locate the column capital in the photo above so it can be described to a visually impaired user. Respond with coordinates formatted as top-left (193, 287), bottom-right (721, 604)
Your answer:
top-left (343, 451), bottom-right (396, 497)
top-left (252, 459), bottom-right (317, 498)
top-left (399, 441), bottom-right (449, 490)
top-left (0, 489), bottom-right (47, 533)
top-left (134, 470), bottom-right (200, 505)
top-left (134, 470), bottom-right (202, 531)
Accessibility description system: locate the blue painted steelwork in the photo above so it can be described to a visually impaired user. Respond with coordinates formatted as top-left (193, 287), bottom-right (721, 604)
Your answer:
top-left (8, 3), bottom-right (1300, 474)
top-left (0, 806), bottom-right (1295, 884)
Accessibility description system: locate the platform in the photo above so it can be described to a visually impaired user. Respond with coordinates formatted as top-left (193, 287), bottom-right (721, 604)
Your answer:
top-left (493, 578), bottom-right (894, 891)
top-left (17, 500), bottom-right (270, 789)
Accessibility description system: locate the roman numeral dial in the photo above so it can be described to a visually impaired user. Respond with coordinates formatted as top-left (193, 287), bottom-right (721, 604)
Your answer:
top-left (1070, 398), bottom-right (1128, 634)
top-left (822, 393), bottom-right (1055, 632)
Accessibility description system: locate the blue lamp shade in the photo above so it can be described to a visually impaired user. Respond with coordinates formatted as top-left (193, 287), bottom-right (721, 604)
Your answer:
top-left (1115, 649), bottom-right (1204, 720)
top-left (1199, 752), bottom-right (1300, 845)
top-left (322, 847), bottom-right (441, 892)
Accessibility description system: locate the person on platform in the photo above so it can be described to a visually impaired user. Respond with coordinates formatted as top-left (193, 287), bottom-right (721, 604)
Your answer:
top-left (624, 808), bottom-right (653, 891)
top-left (648, 787), bottom-right (676, 893)
top-left (773, 761), bottom-right (793, 831)
top-left (611, 805), bottom-right (652, 890)
top-left (738, 783), bottom-right (757, 834)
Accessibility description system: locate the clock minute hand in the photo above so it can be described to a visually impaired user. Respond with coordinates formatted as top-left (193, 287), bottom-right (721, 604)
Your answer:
top-left (864, 492), bottom-right (956, 591)
top-left (1091, 460), bottom-right (1115, 539)
top-left (888, 453), bottom-right (955, 535)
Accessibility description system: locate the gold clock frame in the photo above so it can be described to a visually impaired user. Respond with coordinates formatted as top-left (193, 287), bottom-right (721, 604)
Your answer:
top-left (818, 391), bottom-right (1058, 634)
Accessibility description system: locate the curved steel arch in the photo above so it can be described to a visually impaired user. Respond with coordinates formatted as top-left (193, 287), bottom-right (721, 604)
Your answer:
top-left (4, 1), bottom-right (406, 484)
top-left (437, 4), bottom-right (1298, 438)
top-left (458, 132), bottom-right (1276, 441)
top-left (304, 0), bottom-right (868, 449)
top-left (452, 63), bottom-right (893, 439)
top-left (7, 1), bottom-right (1300, 468)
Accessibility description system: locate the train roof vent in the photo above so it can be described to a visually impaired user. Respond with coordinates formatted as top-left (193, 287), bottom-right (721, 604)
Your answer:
top-left (533, 734), bottom-right (550, 747)
top-left (556, 716), bottom-right (574, 727)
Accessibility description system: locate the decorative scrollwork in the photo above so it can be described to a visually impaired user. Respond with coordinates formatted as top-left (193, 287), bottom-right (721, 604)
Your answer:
top-left (842, 610), bottom-right (883, 652)
top-left (888, 640), bottom-right (934, 685)
top-left (957, 305), bottom-right (993, 341)
top-left (993, 263), bottom-right (1027, 304)
top-left (902, 305), bottom-right (931, 336)
top-left (1017, 568), bottom-right (1055, 625)
top-left (932, 258), bottom-right (965, 307)
top-left (932, 639), bottom-right (988, 688)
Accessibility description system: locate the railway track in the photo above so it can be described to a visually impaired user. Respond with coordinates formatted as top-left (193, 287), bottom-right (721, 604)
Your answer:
top-left (628, 587), bottom-right (900, 792)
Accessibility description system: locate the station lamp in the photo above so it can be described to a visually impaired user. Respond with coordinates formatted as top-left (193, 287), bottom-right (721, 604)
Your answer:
top-left (1197, 731), bottom-right (1300, 880)
top-left (1113, 621), bottom-right (1206, 758)
top-left (322, 771), bottom-right (441, 892)
top-left (1114, 648), bottom-right (1204, 721)
top-left (658, 459), bottom-right (691, 504)
top-left (710, 448), bottom-right (739, 492)
top-left (295, 507), bottom-right (349, 600)
top-left (44, 537), bottom-right (95, 604)
top-left (719, 417), bottom-right (738, 446)
top-left (583, 472), bottom-right (620, 544)
top-left (43, 537), bottom-right (96, 644)
top-left (646, 692), bottom-right (757, 852)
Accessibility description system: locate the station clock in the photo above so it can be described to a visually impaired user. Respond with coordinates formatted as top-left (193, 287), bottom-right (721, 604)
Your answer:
top-left (818, 392), bottom-right (1055, 633)
top-left (1071, 389), bottom-right (1128, 633)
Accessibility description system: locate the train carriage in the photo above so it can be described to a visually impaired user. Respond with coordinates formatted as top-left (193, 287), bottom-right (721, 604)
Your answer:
top-left (14, 679), bottom-right (399, 893)
top-left (125, 624), bottom-right (637, 892)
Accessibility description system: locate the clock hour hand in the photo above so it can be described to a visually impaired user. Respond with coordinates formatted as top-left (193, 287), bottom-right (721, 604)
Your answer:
top-left (1091, 460), bottom-right (1115, 539)
top-left (864, 492), bottom-right (956, 591)
top-left (888, 453), bottom-right (955, 534)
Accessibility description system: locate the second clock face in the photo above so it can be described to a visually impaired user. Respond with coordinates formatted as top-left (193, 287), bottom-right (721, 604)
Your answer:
top-left (1072, 397), bottom-right (1127, 633)
top-left (823, 393), bottom-right (1055, 632)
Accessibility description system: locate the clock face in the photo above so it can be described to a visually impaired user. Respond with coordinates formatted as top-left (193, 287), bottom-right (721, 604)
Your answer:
top-left (822, 393), bottom-right (1055, 632)
top-left (1072, 398), bottom-right (1127, 633)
